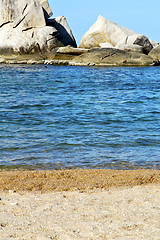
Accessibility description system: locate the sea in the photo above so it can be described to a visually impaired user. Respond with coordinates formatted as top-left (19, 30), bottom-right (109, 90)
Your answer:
top-left (0, 64), bottom-right (159, 170)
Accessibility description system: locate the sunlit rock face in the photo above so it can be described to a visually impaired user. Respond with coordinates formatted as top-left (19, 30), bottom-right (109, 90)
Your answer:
top-left (149, 45), bottom-right (160, 61)
top-left (0, 0), bottom-right (76, 54)
top-left (79, 15), bottom-right (158, 54)
top-left (0, 0), bottom-right (47, 28)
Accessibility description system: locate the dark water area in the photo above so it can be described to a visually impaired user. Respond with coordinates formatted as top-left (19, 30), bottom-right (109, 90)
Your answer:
top-left (0, 64), bottom-right (160, 170)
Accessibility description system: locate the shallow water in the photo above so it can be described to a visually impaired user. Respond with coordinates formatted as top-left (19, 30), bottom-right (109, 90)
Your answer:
top-left (0, 64), bottom-right (160, 169)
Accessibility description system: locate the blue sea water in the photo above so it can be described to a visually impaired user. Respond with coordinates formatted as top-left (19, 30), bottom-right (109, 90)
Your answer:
top-left (0, 64), bottom-right (160, 170)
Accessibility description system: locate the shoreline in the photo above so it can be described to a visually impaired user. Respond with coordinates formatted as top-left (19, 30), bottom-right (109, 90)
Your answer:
top-left (0, 50), bottom-right (160, 66)
top-left (0, 169), bottom-right (160, 192)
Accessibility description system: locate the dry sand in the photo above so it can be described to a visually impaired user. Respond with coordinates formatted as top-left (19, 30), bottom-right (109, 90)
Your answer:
top-left (0, 169), bottom-right (160, 239)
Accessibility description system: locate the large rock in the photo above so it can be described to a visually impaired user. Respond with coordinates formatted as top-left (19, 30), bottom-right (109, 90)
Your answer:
top-left (71, 48), bottom-right (155, 66)
top-left (0, 0), bottom-right (46, 29)
top-left (116, 35), bottom-right (153, 54)
top-left (79, 15), bottom-right (158, 54)
top-left (0, 0), bottom-right (76, 54)
top-left (148, 45), bottom-right (160, 61)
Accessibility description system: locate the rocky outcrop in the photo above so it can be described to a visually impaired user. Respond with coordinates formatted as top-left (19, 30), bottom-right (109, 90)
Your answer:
top-left (71, 48), bottom-right (156, 66)
top-left (0, 0), bottom-right (76, 54)
top-left (148, 45), bottom-right (160, 61)
top-left (0, 2), bottom-right (159, 67)
top-left (79, 15), bottom-right (158, 54)
top-left (0, 47), bottom-right (158, 66)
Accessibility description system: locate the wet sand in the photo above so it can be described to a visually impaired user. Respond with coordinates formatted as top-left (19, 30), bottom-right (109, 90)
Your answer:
top-left (0, 169), bottom-right (160, 192)
top-left (0, 169), bottom-right (160, 239)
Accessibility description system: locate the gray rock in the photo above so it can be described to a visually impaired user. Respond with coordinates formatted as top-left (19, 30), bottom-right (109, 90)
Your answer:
top-left (79, 15), bottom-right (158, 54)
top-left (0, 24), bottom-right (63, 54)
top-left (0, 0), bottom-right (46, 29)
top-left (148, 45), bottom-right (160, 61)
top-left (71, 48), bottom-right (155, 66)
top-left (116, 34), bottom-right (153, 54)
top-left (0, 0), bottom-right (76, 54)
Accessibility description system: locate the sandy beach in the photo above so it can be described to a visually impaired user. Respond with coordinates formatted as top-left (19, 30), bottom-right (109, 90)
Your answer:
top-left (0, 169), bottom-right (160, 239)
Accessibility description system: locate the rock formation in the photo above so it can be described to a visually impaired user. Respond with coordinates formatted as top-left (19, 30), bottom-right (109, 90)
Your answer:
top-left (148, 45), bottom-right (160, 61)
top-left (0, 2), bottom-right (159, 67)
top-left (0, 0), bottom-right (77, 54)
top-left (71, 48), bottom-right (155, 66)
top-left (79, 15), bottom-right (158, 54)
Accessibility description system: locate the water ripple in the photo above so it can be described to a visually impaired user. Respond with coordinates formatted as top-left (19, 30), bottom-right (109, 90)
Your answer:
top-left (0, 65), bottom-right (160, 169)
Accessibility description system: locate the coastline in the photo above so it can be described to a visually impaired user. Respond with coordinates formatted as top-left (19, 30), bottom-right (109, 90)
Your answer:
top-left (0, 49), bottom-right (159, 66)
top-left (0, 169), bottom-right (160, 192)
